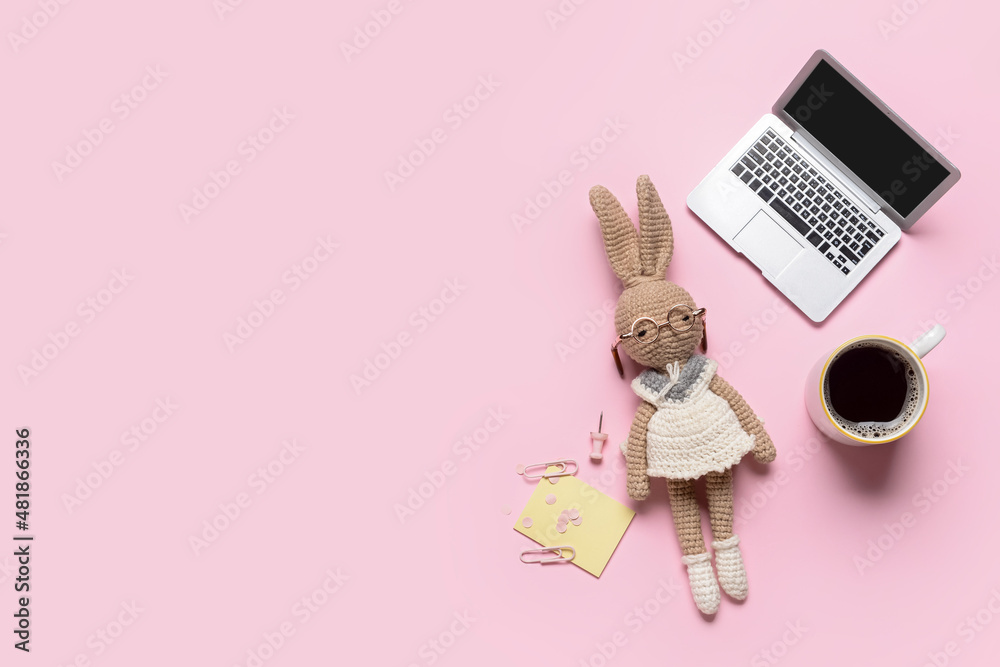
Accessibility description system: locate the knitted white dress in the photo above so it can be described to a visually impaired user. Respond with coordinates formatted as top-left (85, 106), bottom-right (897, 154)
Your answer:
top-left (631, 355), bottom-right (755, 480)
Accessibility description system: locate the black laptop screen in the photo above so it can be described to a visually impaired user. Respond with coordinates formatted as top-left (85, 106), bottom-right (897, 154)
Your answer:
top-left (782, 59), bottom-right (949, 218)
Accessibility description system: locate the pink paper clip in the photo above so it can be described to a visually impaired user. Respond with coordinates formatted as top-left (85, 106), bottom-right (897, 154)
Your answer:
top-left (519, 546), bottom-right (575, 565)
top-left (517, 460), bottom-right (578, 480)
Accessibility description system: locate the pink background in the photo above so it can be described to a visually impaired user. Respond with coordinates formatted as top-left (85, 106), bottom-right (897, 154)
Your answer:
top-left (3, 0), bottom-right (999, 665)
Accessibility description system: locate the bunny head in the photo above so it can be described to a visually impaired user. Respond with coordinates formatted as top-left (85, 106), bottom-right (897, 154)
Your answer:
top-left (590, 175), bottom-right (705, 375)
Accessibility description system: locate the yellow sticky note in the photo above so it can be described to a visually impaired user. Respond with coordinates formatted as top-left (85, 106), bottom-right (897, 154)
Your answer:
top-left (514, 467), bottom-right (635, 577)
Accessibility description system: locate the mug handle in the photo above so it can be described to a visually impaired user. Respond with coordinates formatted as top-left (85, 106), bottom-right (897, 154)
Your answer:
top-left (909, 324), bottom-right (946, 359)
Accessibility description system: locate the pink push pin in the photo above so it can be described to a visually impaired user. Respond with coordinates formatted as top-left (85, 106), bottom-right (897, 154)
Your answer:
top-left (590, 412), bottom-right (608, 461)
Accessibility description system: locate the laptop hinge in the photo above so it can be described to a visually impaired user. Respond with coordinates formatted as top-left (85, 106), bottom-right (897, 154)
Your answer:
top-left (790, 131), bottom-right (881, 213)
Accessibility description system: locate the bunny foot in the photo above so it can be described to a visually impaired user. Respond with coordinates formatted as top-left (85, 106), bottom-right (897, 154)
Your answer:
top-left (712, 535), bottom-right (748, 600)
top-left (680, 551), bottom-right (721, 614)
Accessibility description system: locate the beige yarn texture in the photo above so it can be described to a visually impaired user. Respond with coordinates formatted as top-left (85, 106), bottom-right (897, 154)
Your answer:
top-left (591, 174), bottom-right (776, 614)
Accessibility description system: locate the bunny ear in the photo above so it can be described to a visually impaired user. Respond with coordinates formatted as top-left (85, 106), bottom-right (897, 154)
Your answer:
top-left (636, 175), bottom-right (674, 276)
top-left (590, 184), bottom-right (639, 284)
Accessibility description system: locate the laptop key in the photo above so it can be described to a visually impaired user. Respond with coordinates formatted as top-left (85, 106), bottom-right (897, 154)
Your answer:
top-left (749, 179), bottom-right (761, 190)
top-left (732, 163), bottom-right (745, 176)
top-left (841, 267), bottom-right (851, 275)
top-left (865, 230), bottom-right (880, 243)
top-left (758, 187), bottom-right (774, 201)
top-left (859, 242), bottom-right (873, 256)
top-left (842, 247), bottom-right (860, 264)
top-left (741, 157), bottom-right (756, 170)
top-left (740, 171), bottom-right (753, 184)
top-left (834, 260), bottom-right (842, 268)
top-left (818, 241), bottom-right (830, 253)
top-left (807, 231), bottom-right (823, 247)
top-left (769, 199), bottom-right (811, 236)
top-left (826, 252), bottom-right (835, 260)
top-left (749, 150), bottom-right (765, 163)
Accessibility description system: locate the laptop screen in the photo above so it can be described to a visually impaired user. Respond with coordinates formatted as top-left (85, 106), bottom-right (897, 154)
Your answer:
top-left (782, 59), bottom-right (949, 218)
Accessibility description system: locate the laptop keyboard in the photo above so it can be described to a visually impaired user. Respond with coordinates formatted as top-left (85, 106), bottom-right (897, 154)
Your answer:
top-left (730, 129), bottom-right (885, 276)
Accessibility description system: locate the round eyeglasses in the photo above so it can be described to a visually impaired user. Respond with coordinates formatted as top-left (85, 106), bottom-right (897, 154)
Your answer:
top-left (610, 304), bottom-right (707, 377)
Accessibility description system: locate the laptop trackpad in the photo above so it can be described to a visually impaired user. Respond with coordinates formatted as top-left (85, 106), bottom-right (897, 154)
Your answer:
top-left (734, 210), bottom-right (803, 277)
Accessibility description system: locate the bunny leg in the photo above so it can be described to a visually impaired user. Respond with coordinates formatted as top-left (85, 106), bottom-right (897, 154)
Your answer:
top-left (706, 468), bottom-right (748, 600)
top-left (668, 478), bottom-right (719, 614)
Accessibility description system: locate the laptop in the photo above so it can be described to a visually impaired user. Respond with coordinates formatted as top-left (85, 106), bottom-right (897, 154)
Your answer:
top-left (686, 50), bottom-right (961, 322)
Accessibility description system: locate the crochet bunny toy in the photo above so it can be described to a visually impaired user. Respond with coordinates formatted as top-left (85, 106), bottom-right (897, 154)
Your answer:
top-left (590, 175), bottom-right (776, 615)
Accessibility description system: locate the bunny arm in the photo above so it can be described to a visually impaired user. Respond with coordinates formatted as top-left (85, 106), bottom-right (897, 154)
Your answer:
top-left (708, 374), bottom-right (776, 463)
top-left (626, 400), bottom-right (656, 500)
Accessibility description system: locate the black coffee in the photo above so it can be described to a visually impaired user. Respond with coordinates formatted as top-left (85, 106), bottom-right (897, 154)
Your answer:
top-left (827, 346), bottom-right (908, 422)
